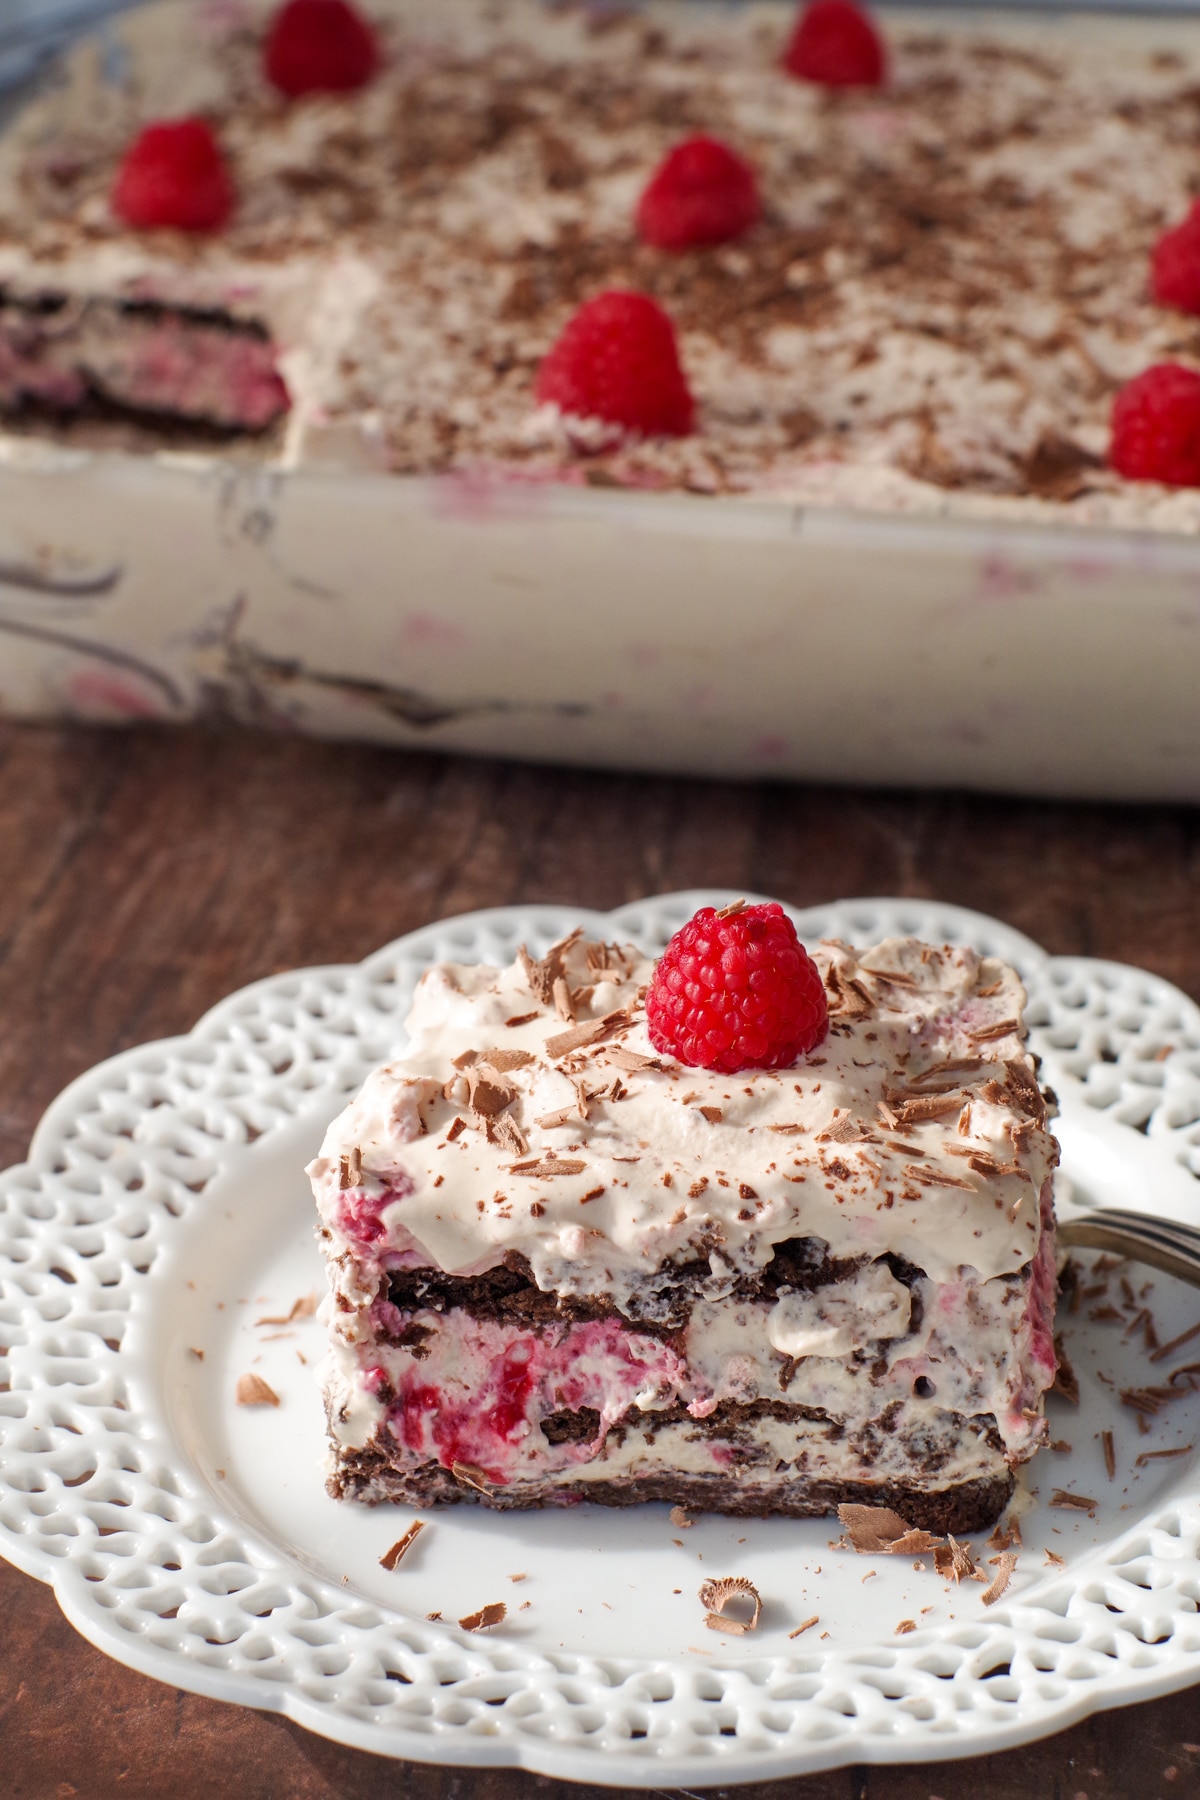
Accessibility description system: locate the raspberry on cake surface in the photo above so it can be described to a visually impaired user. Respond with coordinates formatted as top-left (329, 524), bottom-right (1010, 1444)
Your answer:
top-left (308, 921), bottom-right (1059, 1530)
top-left (4, 0), bottom-right (1200, 525)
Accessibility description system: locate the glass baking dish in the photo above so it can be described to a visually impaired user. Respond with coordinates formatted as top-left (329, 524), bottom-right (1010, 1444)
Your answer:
top-left (1, 2), bottom-right (1198, 800)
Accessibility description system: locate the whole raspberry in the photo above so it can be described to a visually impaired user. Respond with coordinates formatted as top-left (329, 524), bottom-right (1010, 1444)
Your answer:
top-left (636, 135), bottom-right (761, 252)
top-left (535, 291), bottom-right (695, 440)
top-left (646, 903), bottom-right (828, 1073)
top-left (111, 118), bottom-right (234, 233)
top-left (783, 0), bottom-right (887, 87)
top-left (1110, 363), bottom-right (1200, 487)
top-left (1151, 202), bottom-right (1200, 315)
top-left (264, 0), bottom-right (379, 98)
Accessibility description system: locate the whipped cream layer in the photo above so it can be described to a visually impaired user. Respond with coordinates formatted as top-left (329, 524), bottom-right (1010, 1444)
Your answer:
top-left (310, 932), bottom-right (1057, 1301)
top-left (322, 1184), bottom-right (1055, 1482)
top-left (5, 1), bottom-right (1200, 527)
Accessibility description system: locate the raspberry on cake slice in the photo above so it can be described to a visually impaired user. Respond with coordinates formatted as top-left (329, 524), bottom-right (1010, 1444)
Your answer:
top-left (308, 906), bottom-right (1058, 1530)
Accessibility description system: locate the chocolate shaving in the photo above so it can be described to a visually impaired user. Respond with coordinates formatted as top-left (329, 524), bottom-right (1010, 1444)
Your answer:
top-left (895, 1619), bottom-right (917, 1634)
top-left (482, 1048), bottom-right (536, 1072)
top-left (1023, 431), bottom-right (1104, 501)
top-left (450, 1461), bottom-right (493, 1494)
top-left (669, 1505), bottom-right (693, 1528)
top-left (905, 1166), bottom-right (975, 1190)
top-left (256, 1293), bottom-right (319, 1326)
top-left (821, 1114), bottom-right (875, 1144)
top-left (967, 1151), bottom-right (1020, 1177)
top-left (380, 1521), bottom-right (426, 1569)
top-left (451, 1049), bottom-right (478, 1069)
top-left (1102, 1429), bottom-right (1116, 1479)
top-left (826, 965), bottom-right (873, 1019)
top-left (444, 1116), bottom-right (466, 1142)
top-left (980, 1551), bottom-right (1018, 1606)
top-left (505, 1012), bottom-right (540, 1028)
top-left (788, 1615), bottom-right (820, 1638)
top-left (1044, 1548), bottom-right (1066, 1568)
top-left (459, 1602), bottom-right (506, 1632)
top-left (715, 899), bottom-right (747, 919)
top-left (1149, 1319), bottom-right (1200, 1365)
top-left (1052, 1337), bottom-right (1079, 1405)
top-left (908, 1057), bottom-right (984, 1084)
top-left (545, 1014), bottom-right (624, 1058)
top-left (933, 1536), bottom-right (979, 1583)
top-left (889, 1091), bottom-right (966, 1123)
top-left (602, 1047), bottom-right (663, 1072)
top-left (235, 1373), bottom-right (279, 1407)
top-left (506, 1155), bottom-right (588, 1177)
top-left (487, 1113), bottom-right (529, 1156)
top-left (838, 1503), bottom-right (924, 1553)
top-left (535, 1107), bottom-right (579, 1129)
top-left (338, 1146), bottom-right (363, 1191)
top-left (699, 1576), bottom-right (761, 1635)
top-left (519, 928), bottom-right (583, 1005)
top-left (697, 1105), bottom-right (722, 1124)
top-left (1049, 1489), bottom-right (1097, 1512)
top-left (1134, 1444), bottom-right (1193, 1467)
top-left (552, 975), bottom-right (575, 1023)
top-left (1002, 1058), bottom-right (1046, 1119)
top-left (969, 1018), bottom-right (1020, 1042)
top-left (887, 1528), bottom-right (943, 1556)
top-left (1119, 1383), bottom-right (1184, 1417)
top-left (466, 1065), bottom-right (516, 1117)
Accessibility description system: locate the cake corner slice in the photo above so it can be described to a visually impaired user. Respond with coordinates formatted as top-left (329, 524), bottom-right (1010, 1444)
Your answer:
top-left (308, 905), bottom-right (1058, 1531)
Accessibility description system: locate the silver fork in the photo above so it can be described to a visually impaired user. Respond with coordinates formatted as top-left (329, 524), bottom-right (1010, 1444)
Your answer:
top-left (1058, 1209), bottom-right (1200, 1289)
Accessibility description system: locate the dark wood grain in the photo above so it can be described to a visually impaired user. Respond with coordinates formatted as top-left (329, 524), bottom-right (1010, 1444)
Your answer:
top-left (1, 721), bottom-right (1199, 1800)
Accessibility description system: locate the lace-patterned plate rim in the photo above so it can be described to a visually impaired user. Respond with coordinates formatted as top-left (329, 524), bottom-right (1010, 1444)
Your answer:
top-left (1, 892), bottom-right (1199, 1788)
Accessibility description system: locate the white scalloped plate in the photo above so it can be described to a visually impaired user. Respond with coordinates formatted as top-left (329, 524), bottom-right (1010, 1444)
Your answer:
top-left (3, 893), bottom-right (1200, 1787)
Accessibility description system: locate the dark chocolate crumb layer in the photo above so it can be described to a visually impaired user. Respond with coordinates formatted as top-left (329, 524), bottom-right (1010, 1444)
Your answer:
top-left (384, 1238), bottom-right (930, 1338)
top-left (328, 1447), bottom-right (1013, 1534)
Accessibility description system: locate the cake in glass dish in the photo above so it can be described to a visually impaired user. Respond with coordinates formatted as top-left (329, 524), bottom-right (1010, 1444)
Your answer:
top-left (4, 0), bottom-right (1200, 523)
top-left (308, 905), bottom-right (1059, 1530)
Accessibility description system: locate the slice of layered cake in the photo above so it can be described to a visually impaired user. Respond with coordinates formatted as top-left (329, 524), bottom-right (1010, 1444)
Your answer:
top-left (308, 904), bottom-right (1058, 1530)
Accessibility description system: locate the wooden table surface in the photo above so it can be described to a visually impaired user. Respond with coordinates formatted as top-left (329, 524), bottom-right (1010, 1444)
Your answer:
top-left (2, 721), bottom-right (1199, 1800)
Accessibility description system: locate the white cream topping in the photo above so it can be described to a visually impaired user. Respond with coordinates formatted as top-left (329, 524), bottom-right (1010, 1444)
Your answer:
top-left (310, 932), bottom-right (1057, 1301)
top-left (765, 1262), bottom-right (910, 1361)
